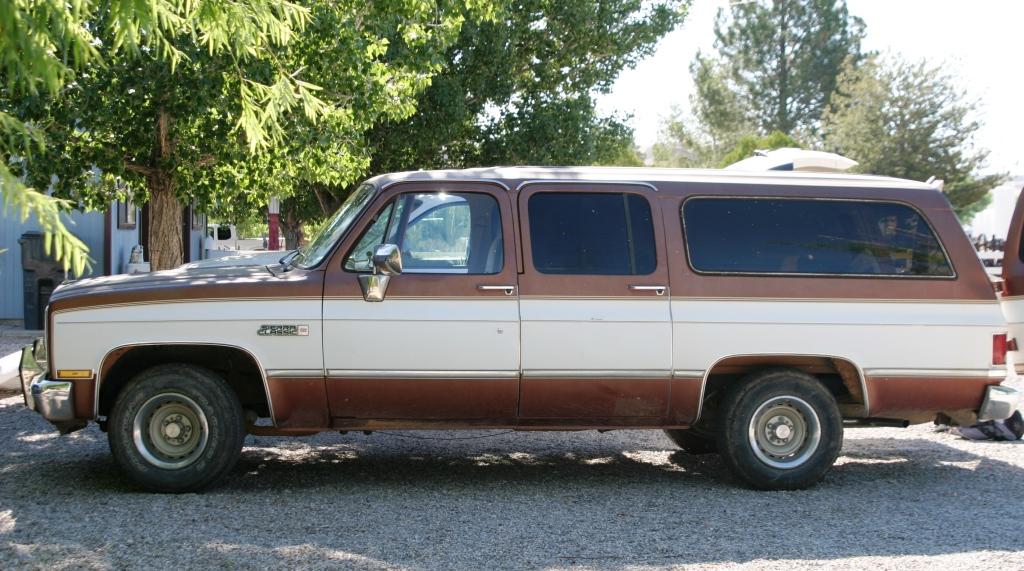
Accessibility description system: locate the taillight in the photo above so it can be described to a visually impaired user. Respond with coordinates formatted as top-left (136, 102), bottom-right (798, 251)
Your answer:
top-left (993, 333), bottom-right (1008, 365)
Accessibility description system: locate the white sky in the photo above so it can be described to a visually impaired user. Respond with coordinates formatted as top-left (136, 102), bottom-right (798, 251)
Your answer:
top-left (596, 0), bottom-right (1024, 174)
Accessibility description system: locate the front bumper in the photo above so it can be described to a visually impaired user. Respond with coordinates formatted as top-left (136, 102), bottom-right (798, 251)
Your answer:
top-left (978, 384), bottom-right (1021, 421)
top-left (19, 341), bottom-right (82, 432)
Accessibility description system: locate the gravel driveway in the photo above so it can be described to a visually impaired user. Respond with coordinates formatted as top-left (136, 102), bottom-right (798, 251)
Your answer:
top-left (1, 392), bottom-right (1021, 570)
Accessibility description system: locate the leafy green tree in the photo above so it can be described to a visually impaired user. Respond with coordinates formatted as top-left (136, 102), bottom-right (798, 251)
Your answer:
top-left (282, 0), bottom-right (686, 235)
top-left (821, 56), bottom-right (1004, 221)
top-left (1, 0), bottom-right (332, 274)
top-left (15, 1), bottom-right (496, 270)
top-left (655, 0), bottom-right (864, 167)
top-left (706, 0), bottom-right (865, 135)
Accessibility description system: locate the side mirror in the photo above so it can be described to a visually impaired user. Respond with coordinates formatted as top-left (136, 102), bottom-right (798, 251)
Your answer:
top-left (372, 243), bottom-right (403, 276)
top-left (358, 244), bottom-right (402, 302)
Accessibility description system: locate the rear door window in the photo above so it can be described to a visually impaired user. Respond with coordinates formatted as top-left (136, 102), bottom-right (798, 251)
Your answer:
top-left (682, 197), bottom-right (953, 277)
top-left (528, 192), bottom-right (656, 275)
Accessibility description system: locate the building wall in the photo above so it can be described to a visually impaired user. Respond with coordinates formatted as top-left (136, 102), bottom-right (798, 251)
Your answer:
top-left (0, 203), bottom-right (108, 320)
top-left (109, 202), bottom-right (142, 274)
top-left (964, 175), bottom-right (1024, 241)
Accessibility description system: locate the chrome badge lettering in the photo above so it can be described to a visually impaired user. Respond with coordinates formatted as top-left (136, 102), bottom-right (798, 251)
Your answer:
top-left (257, 325), bottom-right (309, 337)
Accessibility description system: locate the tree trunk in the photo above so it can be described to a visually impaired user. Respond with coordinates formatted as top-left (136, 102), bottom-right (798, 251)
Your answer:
top-left (146, 109), bottom-right (183, 270)
top-left (281, 205), bottom-right (302, 250)
top-left (147, 173), bottom-right (183, 270)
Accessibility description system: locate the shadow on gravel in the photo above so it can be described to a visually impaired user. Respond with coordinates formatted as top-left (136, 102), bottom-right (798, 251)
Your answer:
top-left (0, 385), bottom-right (1020, 567)
top-left (2, 420), bottom-right (1022, 569)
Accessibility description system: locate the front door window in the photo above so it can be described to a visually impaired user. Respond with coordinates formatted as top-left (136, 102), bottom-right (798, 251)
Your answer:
top-left (344, 192), bottom-right (504, 275)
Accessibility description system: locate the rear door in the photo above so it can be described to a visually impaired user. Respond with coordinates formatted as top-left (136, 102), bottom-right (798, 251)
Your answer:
top-left (516, 182), bottom-right (673, 420)
top-left (1001, 188), bottom-right (1024, 372)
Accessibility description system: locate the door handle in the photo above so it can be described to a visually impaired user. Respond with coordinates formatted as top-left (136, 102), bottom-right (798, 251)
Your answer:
top-left (477, 284), bottom-right (517, 295)
top-left (629, 284), bottom-right (667, 296)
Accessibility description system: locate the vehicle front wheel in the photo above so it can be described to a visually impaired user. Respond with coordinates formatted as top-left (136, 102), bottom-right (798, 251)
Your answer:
top-left (716, 369), bottom-right (842, 490)
top-left (108, 364), bottom-right (245, 492)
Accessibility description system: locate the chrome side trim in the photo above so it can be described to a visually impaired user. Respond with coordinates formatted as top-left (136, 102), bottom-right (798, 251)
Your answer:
top-left (694, 353), bottom-right (870, 424)
top-left (863, 368), bottom-right (1007, 379)
top-left (522, 369), bottom-right (671, 379)
top-left (327, 369), bottom-right (518, 379)
top-left (671, 296), bottom-right (999, 304)
top-left (266, 369), bottom-right (325, 379)
top-left (96, 343), bottom-right (277, 428)
top-left (672, 370), bottom-right (705, 378)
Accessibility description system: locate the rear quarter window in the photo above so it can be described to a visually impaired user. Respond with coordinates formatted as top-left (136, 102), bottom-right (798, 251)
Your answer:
top-left (681, 197), bottom-right (954, 278)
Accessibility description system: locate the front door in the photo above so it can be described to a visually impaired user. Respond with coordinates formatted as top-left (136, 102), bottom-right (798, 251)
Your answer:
top-left (322, 181), bottom-right (520, 422)
top-left (516, 183), bottom-right (673, 420)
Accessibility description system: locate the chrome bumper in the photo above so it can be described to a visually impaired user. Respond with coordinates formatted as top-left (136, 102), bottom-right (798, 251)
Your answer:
top-left (978, 384), bottom-right (1021, 421)
top-left (19, 341), bottom-right (80, 430)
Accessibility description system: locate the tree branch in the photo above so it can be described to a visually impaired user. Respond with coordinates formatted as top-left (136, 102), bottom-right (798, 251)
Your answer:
top-left (124, 162), bottom-right (155, 176)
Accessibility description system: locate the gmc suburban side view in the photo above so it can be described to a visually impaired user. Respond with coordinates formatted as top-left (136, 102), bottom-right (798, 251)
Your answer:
top-left (20, 166), bottom-right (1021, 492)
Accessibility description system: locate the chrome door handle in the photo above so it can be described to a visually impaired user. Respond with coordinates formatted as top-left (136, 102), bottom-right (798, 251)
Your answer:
top-left (629, 284), bottom-right (667, 296)
top-left (477, 285), bottom-right (517, 295)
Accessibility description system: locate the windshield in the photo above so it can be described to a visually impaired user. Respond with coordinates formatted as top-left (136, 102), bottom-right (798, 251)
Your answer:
top-left (293, 183), bottom-right (377, 269)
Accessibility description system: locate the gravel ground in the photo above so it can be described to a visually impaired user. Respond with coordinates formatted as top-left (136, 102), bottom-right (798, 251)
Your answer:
top-left (0, 321), bottom-right (40, 365)
top-left (0, 392), bottom-right (1022, 570)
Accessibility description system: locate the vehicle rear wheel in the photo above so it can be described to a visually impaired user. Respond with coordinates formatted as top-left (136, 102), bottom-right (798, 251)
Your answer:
top-left (663, 429), bottom-right (717, 454)
top-left (109, 364), bottom-right (245, 492)
top-left (716, 369), bottom-right (842, 490)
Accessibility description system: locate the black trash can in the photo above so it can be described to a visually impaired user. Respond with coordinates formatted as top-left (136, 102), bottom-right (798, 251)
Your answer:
top-left (18, 232), bottom-right (66, 330)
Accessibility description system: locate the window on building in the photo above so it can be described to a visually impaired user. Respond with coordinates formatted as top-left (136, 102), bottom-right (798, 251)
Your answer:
top-left (528, 192), bottom-right (657, 275)
top-left (682, 197), bottom-right (953, 277)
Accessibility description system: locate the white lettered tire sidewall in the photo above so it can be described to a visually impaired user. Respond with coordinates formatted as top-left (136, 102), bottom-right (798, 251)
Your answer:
top-left (109, 364), bottom-right (245, 493)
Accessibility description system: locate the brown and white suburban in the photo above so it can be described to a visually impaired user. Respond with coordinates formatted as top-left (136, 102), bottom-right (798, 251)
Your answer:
top-left (20, 167), bottom-right (1021, 492)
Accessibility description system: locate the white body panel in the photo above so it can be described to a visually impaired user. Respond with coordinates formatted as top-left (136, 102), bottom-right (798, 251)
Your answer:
top-left (53, 297), bottom-right (1007, 381)
top-left (672, 299), bottom-right (1007, 376)
top-left (322, 298), bottom-right (520, 373)
top-left (519, 298), bottom-right (671, 376)
top-left (999, 296), bottom-right (1024, 369)
top-left (52, 299), bottom-right (323, 374)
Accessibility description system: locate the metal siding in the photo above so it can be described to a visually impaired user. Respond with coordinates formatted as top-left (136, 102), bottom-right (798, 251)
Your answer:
top-left (0, 201), bottom-right (108, 319)
top-left (109, 202), bottom-right (141, 274)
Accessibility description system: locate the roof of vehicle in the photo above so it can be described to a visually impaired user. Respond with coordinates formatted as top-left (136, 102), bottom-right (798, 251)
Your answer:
top-left (366, 166), bottom-right (936, 191)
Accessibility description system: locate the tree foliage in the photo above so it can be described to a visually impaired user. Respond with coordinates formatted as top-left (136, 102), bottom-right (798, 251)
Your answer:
top-left (370, 1), bottom-right (687, 173)
top-left (278, 0), bottom-right (686, 234)
top-left (821, 56), bottom-right (1005, 221)
top-left (708, 0), bottom-right (865, 135)
top-left (11, 1), bottom-right (498, 269)
top-left (655, 0), bottom-right (864, 167)
top-left (1, 0), bottom-right (336, 274)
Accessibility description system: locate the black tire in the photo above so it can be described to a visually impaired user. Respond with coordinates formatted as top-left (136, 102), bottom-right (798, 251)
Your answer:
top-left (663, 429), bottom-right (717, 454)
top-left (109, 364), bottom-right (245, 493)
top-left (716, 369), bottom-right (842, 490)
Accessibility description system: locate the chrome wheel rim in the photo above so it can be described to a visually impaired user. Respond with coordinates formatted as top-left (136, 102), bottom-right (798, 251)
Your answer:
top-left (132, 393), bottom-right (209, 469)
top-left (747, 395), bottom-right (821, 469)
